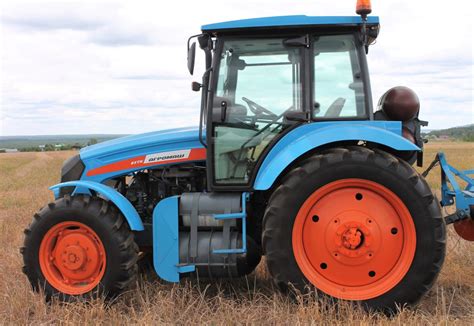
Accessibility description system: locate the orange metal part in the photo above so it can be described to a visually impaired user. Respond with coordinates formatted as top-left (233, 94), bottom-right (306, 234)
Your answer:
top-left (342, 227), bottom-right (363, 249)
top-left (39, 221), bottom-right (106, 295)
top-left (454, 218), bottom-right (474, 241)
top-left (292, 179), bottom-right (416, 300)
top-left (356, 0), bottom-right (372, 15)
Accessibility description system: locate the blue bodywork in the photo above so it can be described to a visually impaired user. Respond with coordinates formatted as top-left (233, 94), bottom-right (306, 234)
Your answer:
top-left (153, 196), bottom-right (194, 282)
top-left (80, 127), bottom-right (204, 183)
top-left (438, 152), bottom-right (474, 217)
top-left (254, 121), bottom-right (419, 190)
top-left (50, 180), bottom-right (144, 231)
top-left (202, 15), bottom-right (379, 31)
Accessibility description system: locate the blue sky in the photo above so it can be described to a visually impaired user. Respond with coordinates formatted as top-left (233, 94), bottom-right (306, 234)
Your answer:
top-left (0, 0), bottom-right (472, 136)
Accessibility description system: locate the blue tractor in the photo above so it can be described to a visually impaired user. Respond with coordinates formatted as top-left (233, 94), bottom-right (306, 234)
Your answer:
top-left (21, 0), bottom-right (473, 312)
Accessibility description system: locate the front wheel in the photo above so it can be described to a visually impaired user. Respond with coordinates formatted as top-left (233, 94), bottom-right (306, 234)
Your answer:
top-left (262, 147), bottom-right (446, 313)
top-left (21, 195), bottom-right (139, 300)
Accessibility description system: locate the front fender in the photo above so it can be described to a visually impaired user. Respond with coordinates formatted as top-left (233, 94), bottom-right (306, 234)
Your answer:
top-left (49, 180), bottom-right (144, 231)
top-left (253, 121), bottom-right (420, 191)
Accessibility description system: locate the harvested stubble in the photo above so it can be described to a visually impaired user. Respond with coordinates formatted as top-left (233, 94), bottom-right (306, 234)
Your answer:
top-left (0, 142), bottom-right (472, 325)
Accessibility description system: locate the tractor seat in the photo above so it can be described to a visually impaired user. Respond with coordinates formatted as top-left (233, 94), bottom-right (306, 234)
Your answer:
top-left (324, 98), bottom-right (346, 117)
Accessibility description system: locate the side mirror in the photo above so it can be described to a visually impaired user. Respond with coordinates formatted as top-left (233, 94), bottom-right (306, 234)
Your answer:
top-left (191, 81), bottom-right (202, 92)
top-left (187, 42), bottom-right (196, 75)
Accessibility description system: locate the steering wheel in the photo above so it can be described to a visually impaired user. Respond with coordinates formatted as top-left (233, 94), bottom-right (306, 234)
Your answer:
top-left (242, 97), bottom-right (277, 117)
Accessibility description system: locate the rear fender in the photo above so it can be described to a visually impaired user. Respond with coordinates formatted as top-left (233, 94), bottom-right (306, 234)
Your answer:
top-left (253, 121), bottom-right (420, 190)
top-left (49, 180), bottom-right (144, 231)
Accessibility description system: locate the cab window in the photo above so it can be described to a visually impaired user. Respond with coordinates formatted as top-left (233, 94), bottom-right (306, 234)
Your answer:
top-left (313, 35), bottom-right (366, 118)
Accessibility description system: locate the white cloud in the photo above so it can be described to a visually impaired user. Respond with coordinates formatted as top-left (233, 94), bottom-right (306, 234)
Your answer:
top-left (1, 3), bottom-right (107, 31)
top-left (0, 0), bottom-right (472, 135)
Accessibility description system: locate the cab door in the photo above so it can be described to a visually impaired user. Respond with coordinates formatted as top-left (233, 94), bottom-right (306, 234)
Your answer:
top-left (207, 36), bottom-right (305, 189)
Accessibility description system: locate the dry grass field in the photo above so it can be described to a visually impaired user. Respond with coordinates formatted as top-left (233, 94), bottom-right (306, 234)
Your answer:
top-left (0, 142), bottom-right (473, 325)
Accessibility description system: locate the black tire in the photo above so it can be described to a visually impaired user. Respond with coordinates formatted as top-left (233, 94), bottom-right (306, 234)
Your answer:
top-left (21, 195), bottom-right (139, 301)
top-left (262, 146), bottom-right (446, 313)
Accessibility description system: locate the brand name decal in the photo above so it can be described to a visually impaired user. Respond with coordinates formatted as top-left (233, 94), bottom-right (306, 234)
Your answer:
top-left (144, 149), bottom-right (191, 164)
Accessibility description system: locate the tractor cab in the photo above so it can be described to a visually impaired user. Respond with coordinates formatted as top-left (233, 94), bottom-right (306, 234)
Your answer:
top-left (188, 15), bottom-right (380, 189)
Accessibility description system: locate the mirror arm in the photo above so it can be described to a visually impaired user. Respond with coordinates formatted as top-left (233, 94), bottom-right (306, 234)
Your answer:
top-left (187, 33), bottom-right (203, 51)
top-left (198, 67), bottom-right (212, 148)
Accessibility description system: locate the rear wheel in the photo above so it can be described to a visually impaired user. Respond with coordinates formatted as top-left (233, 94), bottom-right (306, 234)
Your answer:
top-left (22, 195), bottom-right (139, 300)
top-left (262, 146), bottom-right (446, 312)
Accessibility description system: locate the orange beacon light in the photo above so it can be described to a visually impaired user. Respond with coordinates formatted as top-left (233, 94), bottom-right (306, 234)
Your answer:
top-left (356, 0), bottom-right (372, 17)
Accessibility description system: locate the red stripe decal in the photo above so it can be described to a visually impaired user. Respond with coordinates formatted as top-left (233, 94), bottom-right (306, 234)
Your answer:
top-left (86, 148), bottom-right (206, 177)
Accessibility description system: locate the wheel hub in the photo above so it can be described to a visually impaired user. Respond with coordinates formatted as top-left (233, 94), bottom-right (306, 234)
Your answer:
top-left (39, 221), bottom-right (106, 295)
top-left (341, 227), bottom-right (363, 249)
top-left (62, 245), bottom-right (86, 270)
top-left (334, 221), bottom-right (373, 259)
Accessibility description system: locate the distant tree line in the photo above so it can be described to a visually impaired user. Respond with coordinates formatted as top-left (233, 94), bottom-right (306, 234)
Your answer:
top-left (425, 124), bottom-right (474, 142)
top-left (16, 138), bottom-right (99, 152)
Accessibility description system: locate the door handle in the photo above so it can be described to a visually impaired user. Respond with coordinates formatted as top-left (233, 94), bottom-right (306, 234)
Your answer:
top-left (220, 101), bottom-right (227, 122)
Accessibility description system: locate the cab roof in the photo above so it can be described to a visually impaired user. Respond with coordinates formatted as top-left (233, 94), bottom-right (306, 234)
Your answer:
top-left (201, 15), bottom-right (380, 33)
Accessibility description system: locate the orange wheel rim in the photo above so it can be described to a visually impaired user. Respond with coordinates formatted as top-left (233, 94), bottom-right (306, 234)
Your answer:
top-left (292, 179), bottom-right (416, 300)
top-left (39, 221), bottom-right (106, 295)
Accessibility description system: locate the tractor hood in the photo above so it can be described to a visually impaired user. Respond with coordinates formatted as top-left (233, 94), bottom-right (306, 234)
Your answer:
top-left (80, 127), bottom-right (202, 160)
top-left (75, 127), bottom-right (206, 182)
